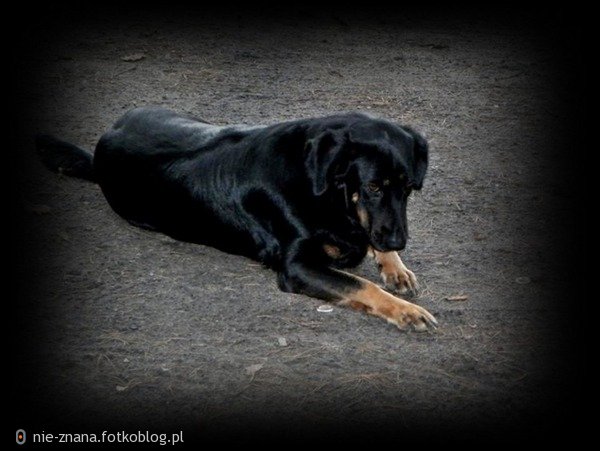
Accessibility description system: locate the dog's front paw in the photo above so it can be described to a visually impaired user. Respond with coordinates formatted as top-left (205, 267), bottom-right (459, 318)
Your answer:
top-left (372, 250), bottom-right (419, 295)
top-left (343, 282), bottom-right (437, 332)
top-left (387, 298), bottom-right (436, 332)
top-left (380, 261), bottom-right (419, 295)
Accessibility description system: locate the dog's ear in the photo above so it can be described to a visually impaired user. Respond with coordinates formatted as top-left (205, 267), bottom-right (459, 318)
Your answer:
top-left (305, 130), bottom-right (347, 196)
top-left (406, 128), bottom-right (428, 190)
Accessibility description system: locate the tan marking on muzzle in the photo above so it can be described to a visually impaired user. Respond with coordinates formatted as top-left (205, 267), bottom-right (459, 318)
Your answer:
top-left (352, 192), bottom-right (369, 230)
top-left (356, 206), bottom-right (369, 229)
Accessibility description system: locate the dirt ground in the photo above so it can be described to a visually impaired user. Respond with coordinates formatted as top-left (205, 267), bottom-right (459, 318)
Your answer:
top-left (13, 9), bottom-right (583, 444)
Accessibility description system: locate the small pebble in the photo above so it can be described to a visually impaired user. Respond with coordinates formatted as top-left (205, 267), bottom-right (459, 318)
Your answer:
top-left (277, 337), bottom-right (288, 347)
top-left (245, 363), bottom-right (263, 376)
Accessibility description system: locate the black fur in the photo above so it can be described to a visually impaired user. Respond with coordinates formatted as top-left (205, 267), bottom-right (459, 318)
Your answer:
top-left (36, 107), bottom-right (428, 302)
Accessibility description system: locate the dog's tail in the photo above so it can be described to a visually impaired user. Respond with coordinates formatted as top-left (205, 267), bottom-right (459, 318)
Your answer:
top-left (35, 134), bottom-right (96, 182)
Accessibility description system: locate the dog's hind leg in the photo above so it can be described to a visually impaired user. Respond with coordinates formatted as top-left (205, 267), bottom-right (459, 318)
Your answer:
top-left (240, 188), bottom-right (301, 270)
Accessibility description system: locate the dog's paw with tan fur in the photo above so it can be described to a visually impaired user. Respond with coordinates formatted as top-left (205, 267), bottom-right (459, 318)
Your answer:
top-left (374, 250), bottom-right (419, 295)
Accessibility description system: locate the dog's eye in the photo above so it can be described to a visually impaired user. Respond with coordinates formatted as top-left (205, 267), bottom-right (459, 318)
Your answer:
top-left (367, 182), bottom-right (380, 193)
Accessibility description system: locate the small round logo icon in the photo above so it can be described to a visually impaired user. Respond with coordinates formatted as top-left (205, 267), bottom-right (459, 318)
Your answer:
top-left (16, 429), bottom-right (26, 445)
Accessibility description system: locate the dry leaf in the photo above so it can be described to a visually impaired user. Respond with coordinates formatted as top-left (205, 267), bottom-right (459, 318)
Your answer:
top-left (26, 204), bottom-right (51, 215)
top-left (121, 53), bottom-right (145, 62)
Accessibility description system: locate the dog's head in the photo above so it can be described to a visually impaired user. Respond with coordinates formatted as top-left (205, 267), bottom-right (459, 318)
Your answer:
top-left (305, 115), bottom-right (428, 252)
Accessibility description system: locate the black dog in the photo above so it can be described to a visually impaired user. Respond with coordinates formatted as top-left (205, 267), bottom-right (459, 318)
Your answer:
top-left (36, 107), bottom-right (437, 330)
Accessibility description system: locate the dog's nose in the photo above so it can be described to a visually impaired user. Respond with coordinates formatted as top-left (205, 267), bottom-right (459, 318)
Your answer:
top-left (385, 236), bottom-right (406, 251)
top-left (374, 230), bottom-right (406, 251)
